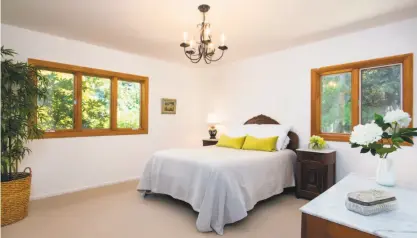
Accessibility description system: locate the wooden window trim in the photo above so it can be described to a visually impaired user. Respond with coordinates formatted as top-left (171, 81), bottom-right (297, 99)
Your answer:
top-left (311, 53), bottom-right (413, 142)
top-left (29, 59), bottom-right (149, 139)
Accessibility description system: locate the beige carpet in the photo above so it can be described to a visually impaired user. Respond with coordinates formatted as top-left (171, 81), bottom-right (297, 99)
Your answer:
top-left (2, 181), bottom-right (308, 238)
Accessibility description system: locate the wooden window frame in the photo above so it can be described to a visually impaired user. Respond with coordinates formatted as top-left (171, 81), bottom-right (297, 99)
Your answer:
top-left (29, 59), bottom-right (149, 138)
top-left (311, 53), bottom-right (413, 142)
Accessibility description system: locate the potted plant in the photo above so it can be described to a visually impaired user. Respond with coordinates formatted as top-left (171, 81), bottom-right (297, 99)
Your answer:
top-left (1, 47), bottom-right (48, 226)
top-left (349, 110), bottom-right (417, 186)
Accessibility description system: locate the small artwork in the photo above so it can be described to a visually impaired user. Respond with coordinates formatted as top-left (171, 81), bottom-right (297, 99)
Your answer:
top-left (161, 98), bottom-right (177, 114)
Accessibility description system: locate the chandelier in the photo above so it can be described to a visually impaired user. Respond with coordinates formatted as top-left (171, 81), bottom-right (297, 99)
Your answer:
top-left (180, 4), bottom-right (228, 64)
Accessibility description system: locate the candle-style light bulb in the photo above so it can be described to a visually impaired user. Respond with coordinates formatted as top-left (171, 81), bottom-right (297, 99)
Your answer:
top-left (190, 39), bottom-right (195, 48)
top-left (204, 26), bottom-right (211, 41)
top-left (220, 33), bottom-right (226, 46)
top-left (183, 32), bottom-right (188, 43)
top-left (208, 43), bottom-right (214, 53)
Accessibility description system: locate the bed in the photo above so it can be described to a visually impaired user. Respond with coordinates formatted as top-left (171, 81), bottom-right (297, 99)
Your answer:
top-left (137, 115), bottom-right (299, 235)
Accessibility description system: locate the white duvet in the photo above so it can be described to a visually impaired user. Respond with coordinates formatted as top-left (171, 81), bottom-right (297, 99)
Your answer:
top-left (137, 146), bottom-right (296, 235)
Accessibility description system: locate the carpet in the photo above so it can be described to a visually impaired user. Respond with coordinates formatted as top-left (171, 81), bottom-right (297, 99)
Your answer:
top-left (1, 181), bottom-right (308, 238)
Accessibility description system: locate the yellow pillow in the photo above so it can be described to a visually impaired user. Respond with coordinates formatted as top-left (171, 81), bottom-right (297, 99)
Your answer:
top-left (242, 135), bottom-right (279, 152)
top-left (216, 135), bottom-right (246, 149)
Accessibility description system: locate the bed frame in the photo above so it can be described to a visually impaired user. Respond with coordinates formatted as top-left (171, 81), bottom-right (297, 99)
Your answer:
top-left (244, 114), bottom-right (299, 151)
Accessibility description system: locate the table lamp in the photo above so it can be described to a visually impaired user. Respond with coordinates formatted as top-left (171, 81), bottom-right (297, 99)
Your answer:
top-left (207, 113), bottom-right (220, 139)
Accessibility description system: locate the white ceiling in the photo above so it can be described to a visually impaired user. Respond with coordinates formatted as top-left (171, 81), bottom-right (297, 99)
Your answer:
top-left (2, 0), bottom-right (417, 65)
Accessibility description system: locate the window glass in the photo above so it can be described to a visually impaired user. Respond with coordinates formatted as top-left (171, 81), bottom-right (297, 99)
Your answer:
top-left (360, 64), bottom-right (402, 124)
top-left (81, 76), bottom-right (111, 129)
top-left (117, 80), bottom-right (141, 129)
top-left (37, 70), bottom-right (74, 131)
top-left (321, 72), bottom-right (352, 133)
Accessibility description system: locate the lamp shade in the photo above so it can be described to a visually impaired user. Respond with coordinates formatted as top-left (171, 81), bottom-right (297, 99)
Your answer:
top-left (207, 113), bottom-right (220, 125)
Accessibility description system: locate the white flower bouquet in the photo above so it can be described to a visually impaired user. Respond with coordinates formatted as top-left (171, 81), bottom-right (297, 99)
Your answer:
top-left (350, 110), bottom-right (416, 158)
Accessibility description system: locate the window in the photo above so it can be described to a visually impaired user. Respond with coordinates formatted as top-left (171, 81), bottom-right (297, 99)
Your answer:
top-left (29, 59), bottom-right (149, 138)
top-left (117, 80), bottom-right (141, 129)
top-left (360, 64), bottom-right (401, 124)
top-left (311, 54), bottom-right (413, 142)
top-left (82, 75), bottom-right (111, 129)
top-left (320, 72), bottom-right (352, 134)
top-left (37, 70), bottom-right (75, 131)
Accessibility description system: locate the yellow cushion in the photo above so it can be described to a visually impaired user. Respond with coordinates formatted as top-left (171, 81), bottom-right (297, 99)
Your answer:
top-left (242, 135), bottom-right (279, 152)
top-left (216, 135), bottom-right (246, 149)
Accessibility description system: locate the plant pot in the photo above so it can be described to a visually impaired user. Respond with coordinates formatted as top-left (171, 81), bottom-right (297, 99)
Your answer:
top-left (1, 168), bottom-right (32, 226)
top-left (376, 158), bottom-right (396, 187)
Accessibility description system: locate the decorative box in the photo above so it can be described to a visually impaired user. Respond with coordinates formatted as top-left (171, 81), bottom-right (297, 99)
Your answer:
top-left (345, 189), bottom-right (398, 216)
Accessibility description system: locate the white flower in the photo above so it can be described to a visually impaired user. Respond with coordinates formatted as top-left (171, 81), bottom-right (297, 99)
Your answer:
top-left (350, 123), bottom-right (383, 146)
top-left (384, 109), bottom-right (411, 128)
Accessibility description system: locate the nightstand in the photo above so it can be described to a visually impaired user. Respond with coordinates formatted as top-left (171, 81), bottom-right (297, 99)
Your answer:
top-left (296, 148), bottom-right (336, 200)
top-left (202, 139), bottom-right (218, 146)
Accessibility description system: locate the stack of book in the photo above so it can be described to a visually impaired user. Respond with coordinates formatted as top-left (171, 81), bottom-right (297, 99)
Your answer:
top-left (345, 189), bottom-right (398, 216)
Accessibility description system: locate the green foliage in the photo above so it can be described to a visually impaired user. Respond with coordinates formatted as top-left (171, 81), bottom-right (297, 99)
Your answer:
top-left (117, 81), bottom-right (141, 129)
top-left (1, 47), bottom-right (48, 181)
top-left (81, 76), bottom-right (111, 129)
top-left (37, 74), bottom-right (141, 131)
top-left (321, 65), bottom-right (401, 132)
top-left (361, 65), bottom-right (401, 124)
top-left (351, 113), bottom-right (417, 159)
top-left (37, 70), bottom-right (74, 130)
top-left (321, 73), bottom-right (351, 133)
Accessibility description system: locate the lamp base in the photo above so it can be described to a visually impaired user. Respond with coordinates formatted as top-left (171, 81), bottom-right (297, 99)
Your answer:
top-left (209, 127), bottom-right (217, 140)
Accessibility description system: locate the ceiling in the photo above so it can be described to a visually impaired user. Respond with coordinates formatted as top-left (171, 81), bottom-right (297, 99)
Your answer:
top-left (2, 0), bottom-right (417, 66)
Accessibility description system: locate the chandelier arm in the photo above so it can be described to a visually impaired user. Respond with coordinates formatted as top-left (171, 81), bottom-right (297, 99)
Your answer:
top-left (204, 52), bottom-right (213, 64)
top-left (199, 44), bottom-right (205, 58)
top-left (183, 47), bottom-right (202, 62)
top-left (191, 53), bottom-right (203, 63)
top-left (189, 45), bottom-right (203, 63)
top-left (203, 56), bottom-right (210, 64)
top-left (188, 53), bottom-right (201, 61)
top-left (183, 48), bottom-right (195, 60)
top-left (203, 50), bottom-right (209, 62)
top-left (190, 54), bottom-right (202, 63)
top-left (208, 50), bottom-right (225, 62)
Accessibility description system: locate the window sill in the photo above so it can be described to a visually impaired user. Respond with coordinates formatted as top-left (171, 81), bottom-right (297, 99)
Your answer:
top-left (314, 133), bottom-right (413, 146)
top-left (40, 128), bottom-right (148, 139)
top-left (314, 133), bottom-right (350, 142)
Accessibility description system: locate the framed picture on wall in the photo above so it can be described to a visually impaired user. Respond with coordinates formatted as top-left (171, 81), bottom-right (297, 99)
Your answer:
top-left (161, 98), bottom-right (177, 114)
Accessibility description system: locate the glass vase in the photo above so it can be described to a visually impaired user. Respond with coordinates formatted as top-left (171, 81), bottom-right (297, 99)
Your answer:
top-left (376, 157), bottom-right (396, 187)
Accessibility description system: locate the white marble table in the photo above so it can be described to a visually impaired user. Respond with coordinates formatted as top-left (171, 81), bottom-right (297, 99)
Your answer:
top-left (300, 173), bottom-right (417, 238)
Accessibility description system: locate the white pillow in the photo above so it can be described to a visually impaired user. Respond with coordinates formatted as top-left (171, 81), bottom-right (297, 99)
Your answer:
top-left (243, 124), bottom-right (292, 150)
top-left (281, 136), bottom-right (290, 150)
top-left (226, 126), bottom-right (247, 137)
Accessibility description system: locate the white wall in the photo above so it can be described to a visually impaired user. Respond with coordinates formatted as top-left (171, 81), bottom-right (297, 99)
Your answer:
top-left (3, 17), bottom-right (417, 199)
top-left (1, 24), bottom-right (211, 199)
top-left (210, 18), bottom-right (417, 189)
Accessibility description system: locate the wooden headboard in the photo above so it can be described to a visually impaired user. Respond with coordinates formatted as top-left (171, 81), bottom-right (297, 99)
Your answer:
top-left (244, 114), bottom-right (299, 151)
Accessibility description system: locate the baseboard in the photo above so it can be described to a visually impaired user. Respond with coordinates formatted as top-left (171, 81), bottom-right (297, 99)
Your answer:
top-left (30, 176), bottom-right (140, 200)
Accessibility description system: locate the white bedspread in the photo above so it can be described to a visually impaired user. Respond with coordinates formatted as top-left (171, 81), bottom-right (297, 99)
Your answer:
top-left (137, 146), bottom-right (296, 235)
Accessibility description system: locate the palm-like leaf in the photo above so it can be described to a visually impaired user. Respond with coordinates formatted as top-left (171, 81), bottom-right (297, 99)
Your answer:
top-left (1, 46), bottom-right (49, 181)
